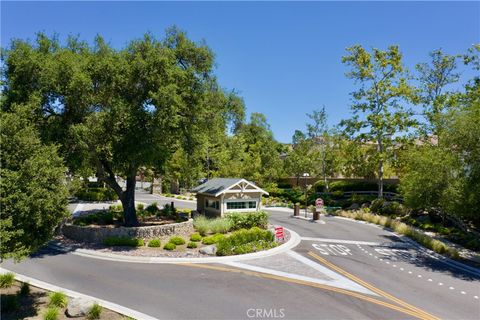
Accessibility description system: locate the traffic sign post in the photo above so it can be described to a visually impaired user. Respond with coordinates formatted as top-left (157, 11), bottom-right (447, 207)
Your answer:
top-left (275, 226), bottom-right (284, 241)
top-left (315, 198), bottom-right (324, 208)
top-left (314, 198), bottom-right (324, 221)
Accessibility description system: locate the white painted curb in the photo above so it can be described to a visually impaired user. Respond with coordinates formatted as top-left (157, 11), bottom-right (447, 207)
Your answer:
top-left (0, 267), bottom-right (158, 320)
top-left (56, 228), bottom-right (301, 264)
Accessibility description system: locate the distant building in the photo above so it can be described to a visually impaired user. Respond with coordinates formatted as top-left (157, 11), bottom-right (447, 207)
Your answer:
top-left (192, 178), bottom-right (268, 217)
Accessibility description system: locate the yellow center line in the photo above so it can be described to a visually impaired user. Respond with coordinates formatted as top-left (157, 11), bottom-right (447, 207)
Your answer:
top-left (179, 263), bottom-right (430, 319)
top-left (308, 251), bottom-right (440, 320)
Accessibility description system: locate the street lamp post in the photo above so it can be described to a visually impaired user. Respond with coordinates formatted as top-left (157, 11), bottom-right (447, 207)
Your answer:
top-left (303, 172), bottom-right (309, 218)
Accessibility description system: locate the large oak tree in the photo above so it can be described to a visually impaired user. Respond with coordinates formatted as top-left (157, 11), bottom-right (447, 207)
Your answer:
top-left (2, 28), bottom-right (243, 226)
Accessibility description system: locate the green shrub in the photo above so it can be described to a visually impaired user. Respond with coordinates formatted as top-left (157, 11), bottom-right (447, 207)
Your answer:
top-left (187, 242), bottom-right (198, 249)
top-left (145, 202), bottom-right (159, 215)
top-left (327, 180), bottom-right (398, 193)
top-left (76, 187), bottom-right (118, 201)
top-left (147, 239), bottom-right (161, 247)
top-left (193, 216), bottom-right (210, 236)
top-left (190, 233), bottom-right (202, 242)
top-left (103, 188), bottom-right (118, 201)
top-left (169, 236), bottom-right (185, 245)
top-left (465, 239), bottom-right (480, 251)
top-left (163, 242), bottom-right (176, 250)
top-left (104, 237), bottom-right (144, 247)
top-left (43, 306), bottom-right (59, 320)
top-left (177, 208), bottom-right (192, 218)
top-left (48, 291), bottom-right (68, 308)
top-left (20, 282), bottom-right (30, 295)
top-left (225, 211), bottom-right (269, 230)
top-left (216, 227), bottom-right (276, 256)
top-left (109, 204), bottom-right (123, 212)
top-left (1, 294), bottom-right (19, 313)
top-left (0, 272), bottom-right (15, 288)
top-left (370, 199), bottom-right (406, 216)
top-left (431, 239), bottom-right (447, 254)
top-left (87, 303), bottom-right (102, 320)
top-left (161, 203), bottom-right (176, 218)
top-left (73, 211), bottom-right (114, 226)
top-left (202, 233), bottom-right (226, 245)
top-left (378, 216), bottom-right (393, 228)
top-left (136, 203), bottom-right (145, 211)
top-left (392, 221), bottom-right (411, 236)
top-left (370, 199), bottom-right (385, 214)
top-left (209, 218), bottom-right (232, 234)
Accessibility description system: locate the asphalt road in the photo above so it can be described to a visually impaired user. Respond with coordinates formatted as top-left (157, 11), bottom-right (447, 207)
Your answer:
top-left (2, 191), bottom-right (479, 320)
top-left (268, 212), bottom-right (480, 320)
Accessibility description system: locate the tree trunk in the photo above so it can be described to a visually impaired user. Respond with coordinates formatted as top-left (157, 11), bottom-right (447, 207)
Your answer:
top-left (378, 160), bottom-right (384, 199)
top-left (150, 175), bottom-right (154, 194)
top-left (96, 160), bottom-right (139, 227)
top-left (158, 176), bottom-right (163, 194)
top-left (171, 179), bottom-right (179, 194)
top-left (121, 173), bottom-right (139, 227)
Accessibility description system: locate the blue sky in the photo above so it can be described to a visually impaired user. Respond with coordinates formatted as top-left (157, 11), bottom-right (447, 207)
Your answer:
top-left (2, 1), bottom-right (479, 142)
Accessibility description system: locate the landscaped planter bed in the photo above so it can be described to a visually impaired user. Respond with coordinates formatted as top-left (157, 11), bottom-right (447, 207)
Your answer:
top-left (56, 226), bottom-right (290, 258)
top-left (0, 278), bottom-right (123, 320)
top-left (60, 210), bottom-right (288, 258)
top-left (62, 220), bottom-right (194, 243)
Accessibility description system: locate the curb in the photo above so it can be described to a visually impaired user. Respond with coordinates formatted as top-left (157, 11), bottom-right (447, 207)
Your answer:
top-left (265, 207), bottom-right (293, 213)
top-left (0, 267), bottom-right (158, 320)
top-left (150, 193), bottom-right (196, 203)
top-left (52, 228), bottom-right (301, 264)
top-left (331, 215), bottom-right (480, 276)
top-left (291, 215), bottom-right (326, 224)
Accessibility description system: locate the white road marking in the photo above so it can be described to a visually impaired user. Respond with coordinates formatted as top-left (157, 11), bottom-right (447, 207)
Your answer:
top-left (301, 237), bottom-right (381, 246)
top-left (385, 261), bottom-right (390, 264)
top-left (400, 268), bottom-right (404, 271)
top-left (393, 265), bottom-right (397, 267)
top-left (449, 287), bottom-right (454, 290)
top-left (428, 279), bottom-right (433, 282)
top-left (417, 275), bottom-right (422, 278)
top-left (474, 296), bottom-right (479, 299)
top-left (225, 251), bottom-right (377, 296)
top-left (461, 291), bottom-right (466, 295)
top-left (312, 244), bottom-right (353, 256)
top-left (438, 282), bottom-right (443, 286)
top-left (408, 271), bottom-right (412, 274)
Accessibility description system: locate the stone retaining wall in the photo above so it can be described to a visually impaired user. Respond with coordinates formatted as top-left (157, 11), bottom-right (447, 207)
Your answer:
top-left (62, 220), bottom-right (194, 243)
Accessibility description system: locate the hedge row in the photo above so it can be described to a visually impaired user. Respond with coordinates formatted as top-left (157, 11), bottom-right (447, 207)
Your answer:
top-left (315, 180), bottom-right (398, 193)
